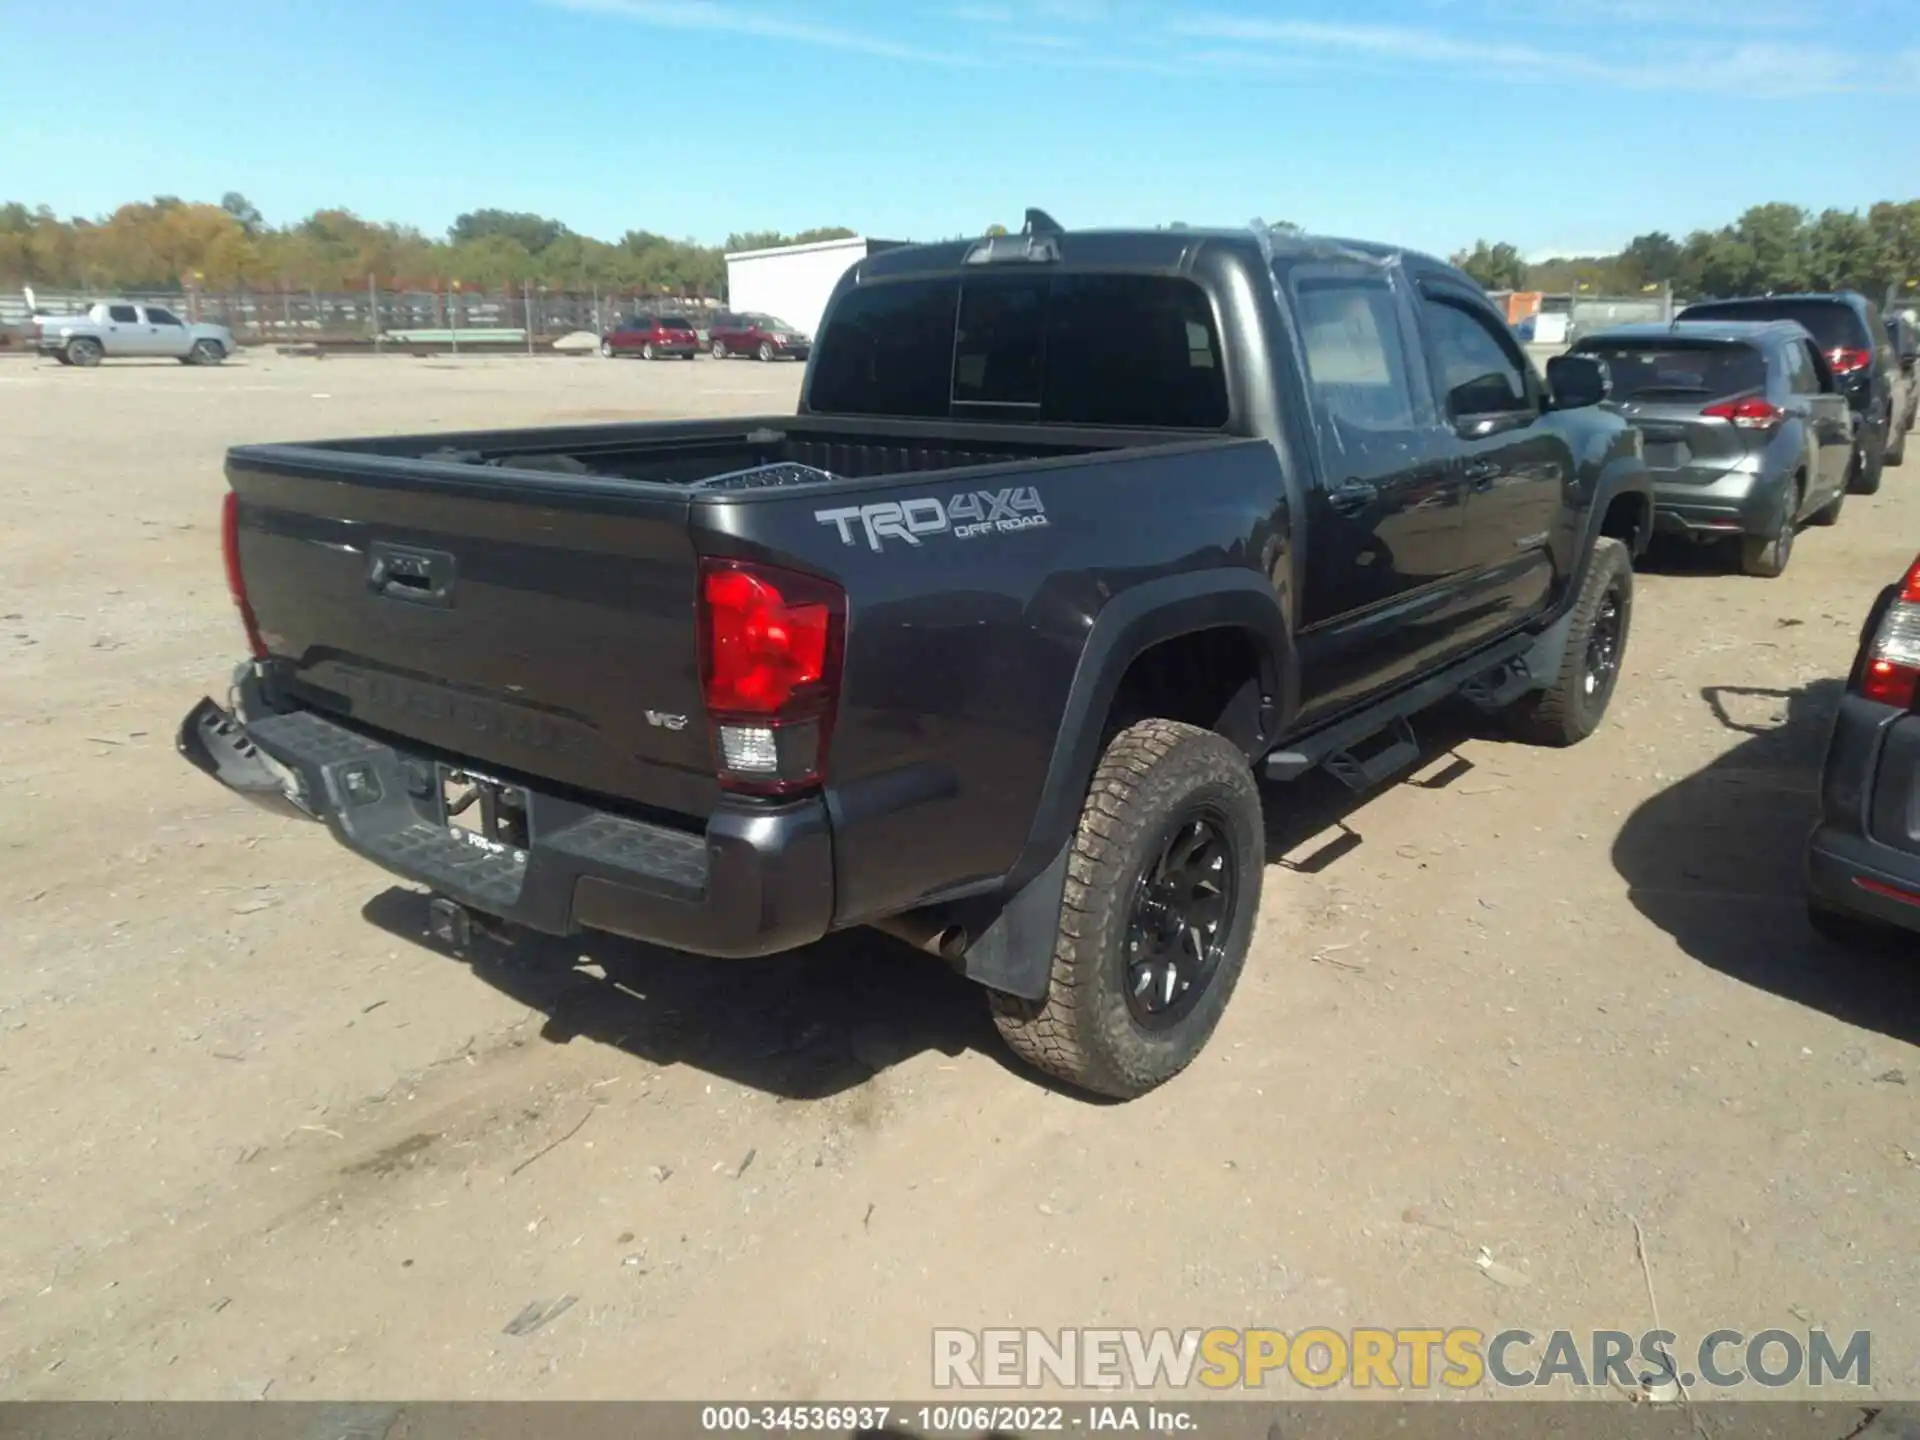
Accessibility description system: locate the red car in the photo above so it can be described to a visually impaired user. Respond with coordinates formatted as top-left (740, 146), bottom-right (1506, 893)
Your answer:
top-left (708, 312), bottom-right (811, 362)
top-left (600, 312), bottom-right (699, 361)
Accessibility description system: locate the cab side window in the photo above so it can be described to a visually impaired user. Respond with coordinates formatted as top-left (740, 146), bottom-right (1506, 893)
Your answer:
top-left (1418, 293), bottom-right (1532, 419)
top-left (109, 305), bottom-right (138, 324)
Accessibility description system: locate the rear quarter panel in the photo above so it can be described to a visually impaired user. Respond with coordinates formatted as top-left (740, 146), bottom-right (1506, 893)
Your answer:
top-left (695, 439), bottom-right (1293, 926)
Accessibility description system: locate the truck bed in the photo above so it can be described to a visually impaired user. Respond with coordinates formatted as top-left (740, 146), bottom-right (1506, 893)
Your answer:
top-left (288, 413), bottom-right (1179, 488)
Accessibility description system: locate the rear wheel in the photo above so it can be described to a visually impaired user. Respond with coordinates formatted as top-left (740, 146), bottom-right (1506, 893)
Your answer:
top-left (1849, 444), bottom-right (1883, 495)
top-left (188, 338), bottom-right (225, 365)
top-left (65, 337), bottom-right (103, 367)
top-left (987, 719), bottom-right (1263, 1099)
top-left (711, 339), bottom-right (728, 359)
top-left (641, 341), bottom-right (656, 361)
top-left (1739, 491), bottom-right (1796, 577)
top-left (1505, 537), bottom-right (1632, 747)
top-left (757, 341), bottom-right (775, 362)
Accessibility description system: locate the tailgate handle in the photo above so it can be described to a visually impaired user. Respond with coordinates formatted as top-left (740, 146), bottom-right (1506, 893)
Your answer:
top-left (369, 543), bottom-right (455, 607)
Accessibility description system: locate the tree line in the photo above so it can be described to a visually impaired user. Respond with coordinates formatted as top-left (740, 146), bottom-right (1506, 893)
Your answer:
top-left (5, 192), bottom-right (1916, 303)
top-left (1452, 200), bottom-right (1920, 302)
top-left (0, 194), bottom-right (855, 296)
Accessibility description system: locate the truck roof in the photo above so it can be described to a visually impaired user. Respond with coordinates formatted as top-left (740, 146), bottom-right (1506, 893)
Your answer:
top-left (1580, 319), bottom-right (1812, 345)
top-left (851, 219), bottom-right (1469, 292)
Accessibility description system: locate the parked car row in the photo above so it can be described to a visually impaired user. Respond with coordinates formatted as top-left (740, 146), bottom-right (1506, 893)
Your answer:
top-left (599, 310), bottom-right (811, 362)
top-left (1566, 290), bottom-right (1917, 579)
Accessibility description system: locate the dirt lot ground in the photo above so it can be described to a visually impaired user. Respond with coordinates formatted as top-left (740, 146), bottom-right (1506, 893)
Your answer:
top-left (0, 350), bottom-right (1915, 1404)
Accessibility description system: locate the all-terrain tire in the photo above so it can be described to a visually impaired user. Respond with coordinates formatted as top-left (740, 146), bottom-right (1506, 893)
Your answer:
top-left (1504, 536), bottom-right (1633, 747)
top-left (987, 719), bottom-right (1263, 1100)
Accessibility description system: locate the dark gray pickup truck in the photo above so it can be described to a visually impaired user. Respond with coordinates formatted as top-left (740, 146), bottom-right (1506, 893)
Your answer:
top-left (180, 213), bottom-right (1653, 1098)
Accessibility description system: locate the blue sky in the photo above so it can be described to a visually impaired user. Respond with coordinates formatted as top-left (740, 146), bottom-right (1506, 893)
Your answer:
top-left (4, 0), bottom-right (1914, 259)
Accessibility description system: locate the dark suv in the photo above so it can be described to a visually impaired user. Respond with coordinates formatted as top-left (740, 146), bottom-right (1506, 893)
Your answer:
top-left (707, 312), bottom-right (810, 362)
top-left (600, 313), bottom-right (699, 361)
top-left (1570, 320), bottom-right (1855, 576)
top-left (1676, 292), bottom-right (1905, 493)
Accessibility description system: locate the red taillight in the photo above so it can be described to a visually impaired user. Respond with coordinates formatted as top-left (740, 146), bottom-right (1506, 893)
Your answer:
top-left (221, 491), bottom-right (266, 659)
top-left (1859, 553), bottom-right (1920, 709)
top-left (698, 557), bottom-right (844, 795)
top-left (1827, 347), bottom-right (1870, 375)
top-left (1700, 396), bottom-right (1783, 430)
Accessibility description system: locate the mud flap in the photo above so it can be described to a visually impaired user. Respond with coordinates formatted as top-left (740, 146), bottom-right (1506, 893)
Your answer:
top-left (952, 842), bottom-right (1071, 1001)
top-left (1520, 606), bottom-right (1577, 693)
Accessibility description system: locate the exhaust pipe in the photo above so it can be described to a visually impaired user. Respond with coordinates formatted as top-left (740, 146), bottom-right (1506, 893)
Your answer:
top-left (872, 910), bottom-right (969, 960)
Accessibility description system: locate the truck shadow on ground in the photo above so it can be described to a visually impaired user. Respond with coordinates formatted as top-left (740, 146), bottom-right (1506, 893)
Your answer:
top-left (360, 703), bottom-right (1517, 1103)
top-left (1612, 680), bottom-right (1919, 1047)
top-left (362, 886), bottom-right (1000, 1102)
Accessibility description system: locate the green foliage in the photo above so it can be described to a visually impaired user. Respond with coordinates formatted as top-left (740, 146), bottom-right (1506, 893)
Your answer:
top-left (1451, 239), bottom-right (1528, 291)
top-left (0, 198), bottom-right (856, 296)
top-left (1472, 200), bottom-right (1920, 300)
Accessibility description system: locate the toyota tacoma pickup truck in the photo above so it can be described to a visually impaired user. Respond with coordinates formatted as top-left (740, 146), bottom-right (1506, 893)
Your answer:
top-left (179, 212), bottom-right (1653, 1098)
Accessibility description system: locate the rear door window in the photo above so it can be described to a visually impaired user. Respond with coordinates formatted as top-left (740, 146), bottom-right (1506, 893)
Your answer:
top-left (1576, 341), bottom-right (1768, 401)
top-left (108, 305), bottom-right (138, 323)
top-left (1289, 274), bottom-right (1422, 433)
top-left (809, 273), bottom-right (1229, 428)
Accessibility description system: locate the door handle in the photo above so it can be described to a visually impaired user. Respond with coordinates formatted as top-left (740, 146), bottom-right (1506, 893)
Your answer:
top-left (1327, 478), bottom-right (1378, 516)
top-left (1463, 459), bottom-right (1501, 488)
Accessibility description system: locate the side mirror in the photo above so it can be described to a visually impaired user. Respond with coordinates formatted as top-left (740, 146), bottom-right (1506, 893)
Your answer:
top-left (1546, 353), bottom-right (1611, 410)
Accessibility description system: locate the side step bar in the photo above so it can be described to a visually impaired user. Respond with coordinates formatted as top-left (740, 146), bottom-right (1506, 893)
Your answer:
top-left (1265, 630), bottom-right (1536, 785)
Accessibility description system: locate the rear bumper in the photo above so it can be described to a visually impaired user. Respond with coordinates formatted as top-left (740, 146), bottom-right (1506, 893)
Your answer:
top-left (1647, 468), bottom-right (1780, 539)
top-left (1806, 828), bottom-right (1920, 936)
top-left (176, 692), bottom-right (835, 958)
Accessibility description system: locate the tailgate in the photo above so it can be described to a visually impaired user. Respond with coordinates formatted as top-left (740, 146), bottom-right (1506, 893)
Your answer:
top-left (229, 453), bottom-right (721, 818)
top-left (1618, 400), bottom-right (1752, 481)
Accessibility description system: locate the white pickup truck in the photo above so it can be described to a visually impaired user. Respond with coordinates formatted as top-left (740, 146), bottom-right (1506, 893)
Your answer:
top-left (32, 299), bottom-right (235, 366)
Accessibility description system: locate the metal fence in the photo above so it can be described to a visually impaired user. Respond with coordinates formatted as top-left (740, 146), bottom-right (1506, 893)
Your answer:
top-left (1, 285), bottom-right (722, 348)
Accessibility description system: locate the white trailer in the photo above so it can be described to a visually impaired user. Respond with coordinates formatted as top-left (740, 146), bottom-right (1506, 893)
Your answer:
top-left (723, 236), bottom-right (901, 340)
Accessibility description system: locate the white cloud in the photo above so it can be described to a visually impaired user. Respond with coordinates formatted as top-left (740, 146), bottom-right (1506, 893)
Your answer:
top-left (1170, 12), bottom-right (1890, 94)
top-left (547, 0), bottom-right (972, 64)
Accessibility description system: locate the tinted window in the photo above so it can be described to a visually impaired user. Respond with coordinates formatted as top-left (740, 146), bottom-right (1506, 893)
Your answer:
top-left (1782, 341), bottom-right (1818, 396)
top-left (1575, 340), bottom-right (1767, 401)
top-left (109, 305), bottom-right (138, 323)
top-left (145, 306), bottom-right (183, 325)
top-left (810, 273), bottom-right (1228, 428)
top-left (1678, 299), bottom-right (1868, 353)
top-left (1291, 276), bottom-right (1418, 432)
top-left (1419, 294), bottom-right (1530, 416)
top-left (809, 277), bottom-right (961, 419)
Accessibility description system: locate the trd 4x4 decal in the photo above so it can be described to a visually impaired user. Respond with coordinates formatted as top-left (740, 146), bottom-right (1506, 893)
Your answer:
top-left (814, 486), bottom-right (1048, 552)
